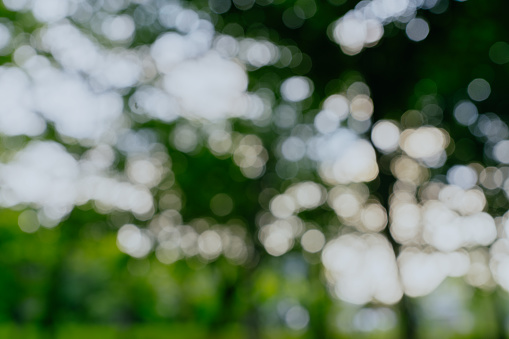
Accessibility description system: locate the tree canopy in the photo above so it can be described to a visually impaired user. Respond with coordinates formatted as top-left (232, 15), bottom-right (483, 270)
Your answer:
top-left (1, 0), bottom-right (509, 338)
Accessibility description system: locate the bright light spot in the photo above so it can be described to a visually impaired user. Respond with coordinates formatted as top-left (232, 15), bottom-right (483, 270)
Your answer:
top-left (405, 18), bottom-right (429, 42)
top-left (179, 227), bottom-right (199, 256)
top-left (116, 129), bottom-right (157, 155)
top-left (453, 100), bottom-right (478, 126)
top-left (312, 131), bottom-right (379, 184)
top-left (18, 210), bottom-right (40, 233)
top-left (164, 52), bottom-right (249, 120)
top-left (323, 94), bottom-right (349, 121)
top-left (400, 126), bottom-right (447, 160)
top-left (233, 135), bottom-right (268, 179)
top-left (333, 16), bottom-right (383, 55)
top-left (391, 156), bottom-right (427, 186)
top-left (285, 305), bottom-right (310, 330)
top-left (371, 120), bottom-right (400, 153)
top-left (259, 219), bottom-right (299, 256)
top-left (288, 181), bottom-right (324, 209)
top-left (314, 110), bottom-right (340, 134)
top-left (41, 22), bottom-right (100, 75)
top-left (96, 52), bottom-right (142, 89)
top-left (126, 157), bottom-right (163, 188)
top-left (420, 181), bottom-right (443, 201)
top-left (328, 186), bottom-right (364, 219)
top-left (0, 141), bottom-right (78, 219)
top-left (364, 19), bottom-right (384, 44)
top-left (466, 249), bottom-right (491, 287)
top-left (33, 67), bottom-right (123, 140)
top-left (3, 0), bottom-right (29, 11)
top-left (223, 233), bottom-right (248, 264)
top-left (130, 86), bottom-right (180, 122)
top-left (361, 203), bottom-right (388, 232)
top-left (398, 249), bottom-right (448, 297)
top-left (281, 76), bottom-right (313, 102)
top-left (330, 0), bottom-right (435, 54)
top-left (0, 140), bottom-right (156, 220)
top-left (350, 95), bottom-right (373, 121)
top-left (0, 23), bottom-right (11, 50)
top-left (270, 194), bottom-right (296, 219)
top-left (281, 137), bottom-right (306, 161)
top-left (446, 250), bottom-right (471, 277)
top-left (102, 15), bottom-right (136, 42)
top-left (390, 202), bottom-right (421, 243)
top-left (243, 40), bottom-right (273, 65)
top-left (438, 185), bottom-right (486, 215)
top-left (151, 33), bottom-right (192, 73)
top-left (447, 165), bottom-right (478, 189)
top-left (158, 3), bottom-right (183, 29)
top-left (81, 176), bottom-right (155, 216)
top-left (175, 9), bottom-right (200, 34)
top-left (198, 230), bottom-right (223, 260)
top-left (117, 224), bottom-right (153, 258)
top-left (172, 125), bottom-right (198, 153)
top-left (490, 239), bottom-right (509, 291)
top-left (333, 16), bottom-right (366, 55)
top-left (301, 229), bottom-right (325, 253)
top-left (459, 190), bottom-right (486, 215)
top-left (0, 67), bottom-right (46, 136)
top-left (322, 233), bottom-right (403, 305)
top-left (207, 130), bottom-right (232, 155)
top-left (214, 35), bottom-right (239, 58)
top-left (156, 244), bottom-right (181, 265)
top-left (479, 167), bottom-right (503, 190)
top-left (32, 0), bottom-right (69, 23)
top-left (476, 113), bottom-right (508, 142)
top-left (494, 141), bottom-right (509, 164)
top-left (467, 78), bottom-right (491, 102)
top-left (241, 39), bottom-right (279, 68)
top-left (422, 200), bottom-right (496, 252)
